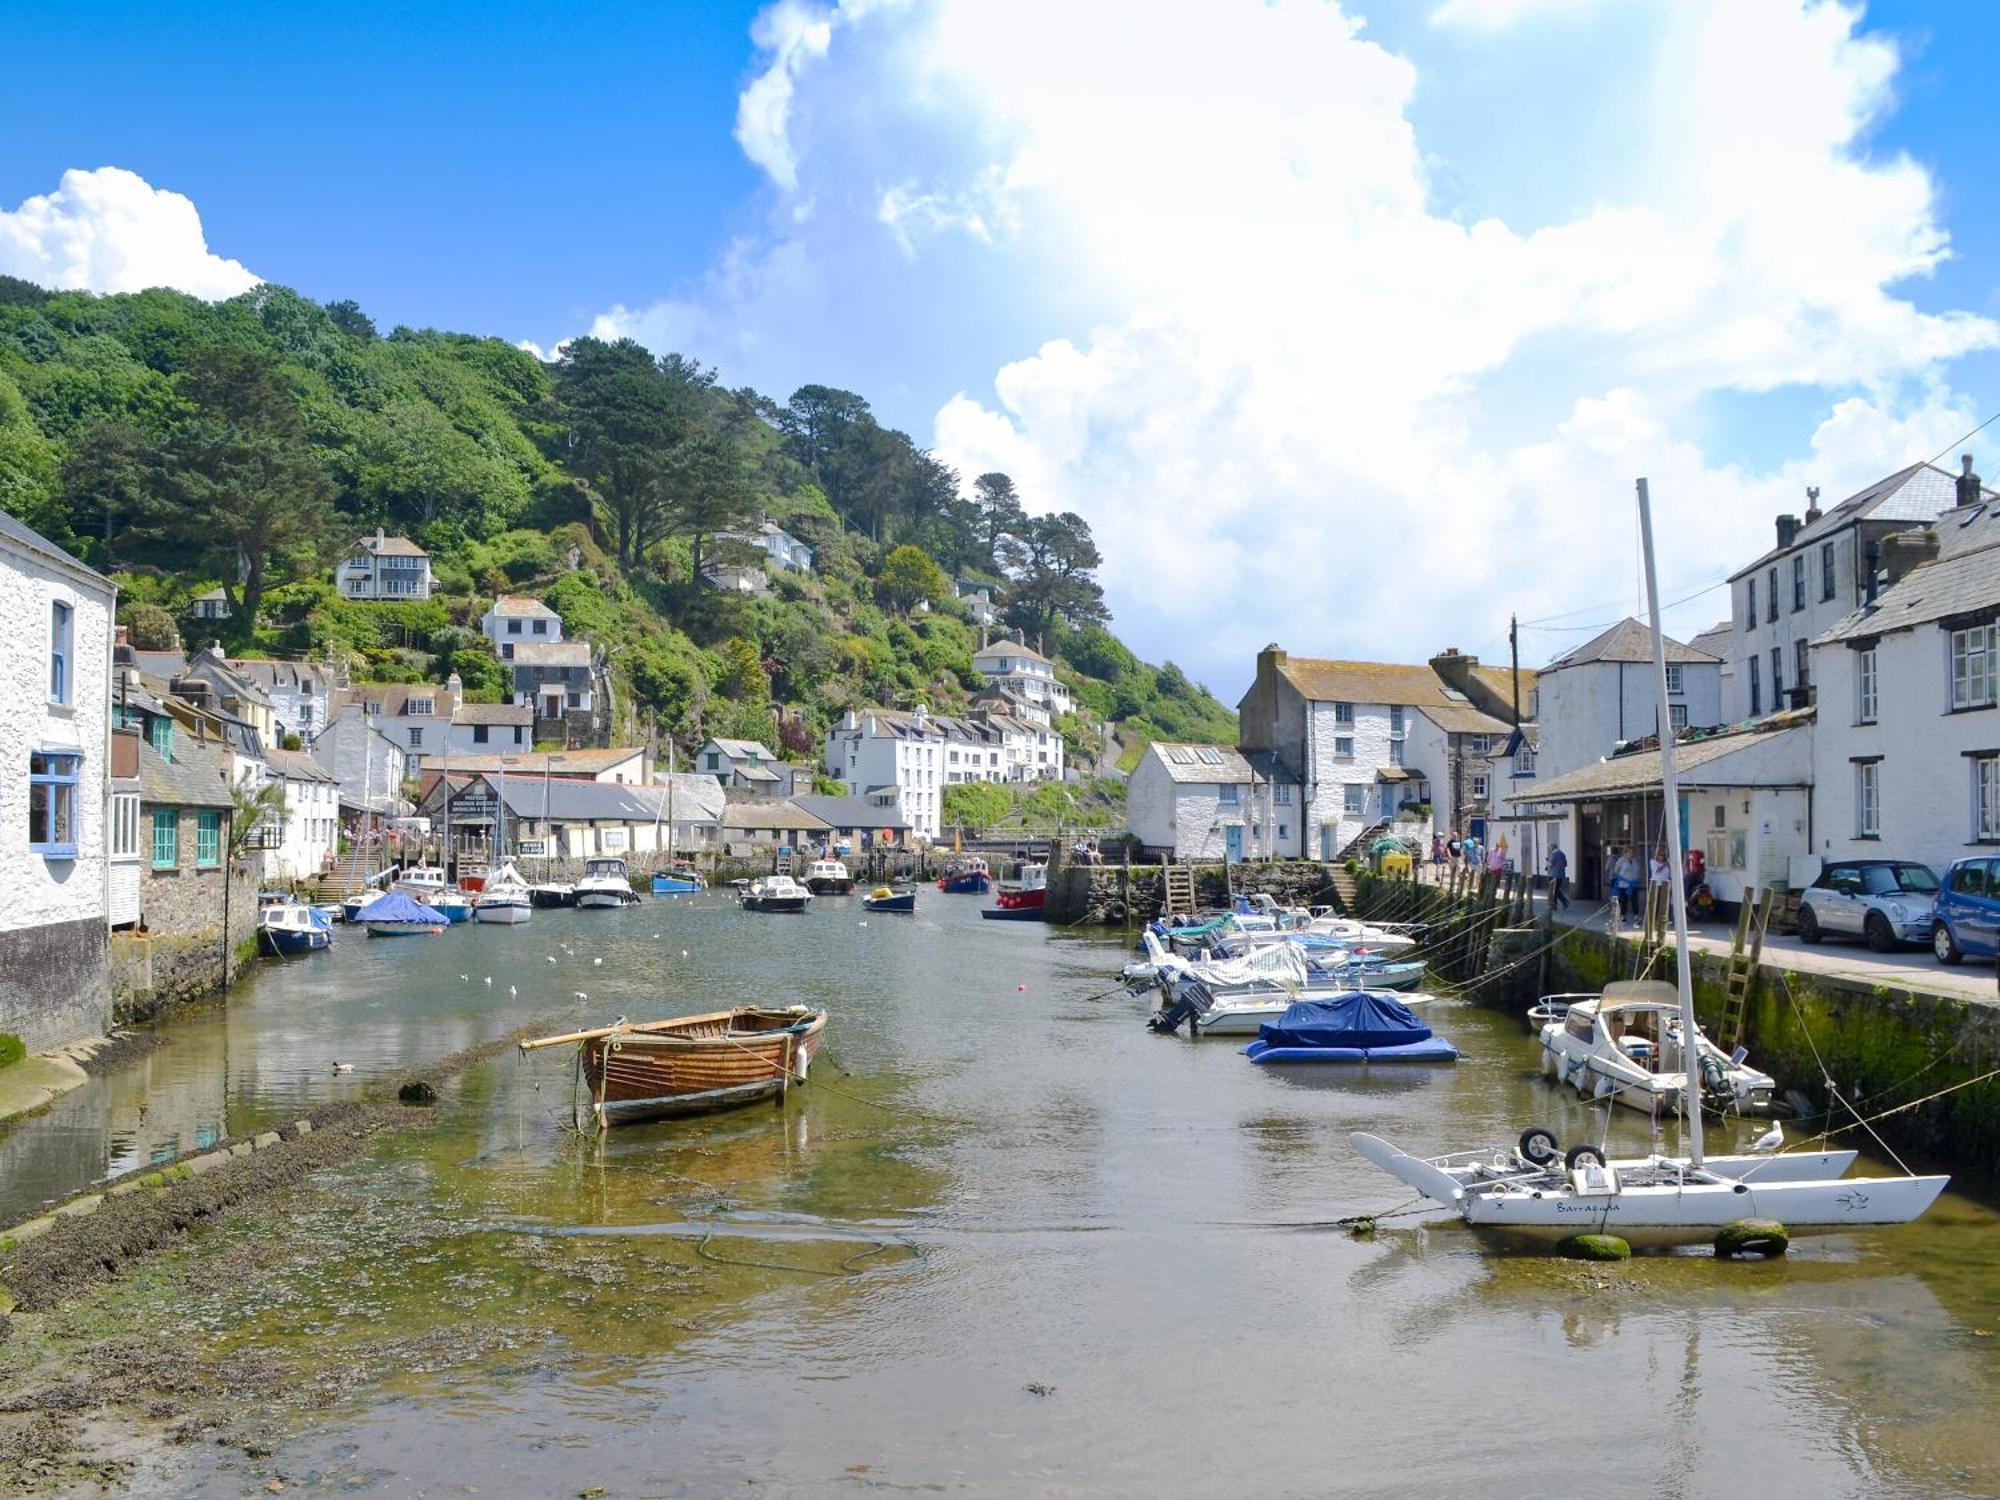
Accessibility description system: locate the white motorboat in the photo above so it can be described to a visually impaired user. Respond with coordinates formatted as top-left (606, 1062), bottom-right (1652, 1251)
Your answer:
top-left (741, 874), bottom-right (813, 913)
top-left (259, 897), bottom-right (332, 956)
top-left (1191, 990), bottom-right (1442, 1037)
top-left (473, 861), bottom-right (534, 925)
top-left (803, 858), bottom-right (855, 895)
top-left (1535, 982), bottom-right (1779, 1116)
top-left (1349, 477), bottom-right (1950, 1248)
top-left (575, 857), bottom-right (637, 909)
top-left (393, 865), bottom-right (450, 901)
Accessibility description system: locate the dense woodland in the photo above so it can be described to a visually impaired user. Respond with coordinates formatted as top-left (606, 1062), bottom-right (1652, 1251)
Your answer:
top-left (0, 276), bottom-right (1234, 780)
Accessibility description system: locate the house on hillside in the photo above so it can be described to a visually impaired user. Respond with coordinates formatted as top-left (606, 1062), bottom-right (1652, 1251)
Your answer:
top-left (1810, 505), bottom-right (2000, 879)
top-left (318, 676), bottom-right (533, 771)
top-left (701, 561), bottom-right (768, 595)
top-left (480, 594), bottom-right (562, 657)
top-left (504, 640), bottom-right (612, 745)
top-left (1, 510), bottom-right (116, 1051)
top-left (1236, 644), bottom-right (1530, 861)
top-left (1126, 742), bottom-right (1298, 862)
top-left (698, 737), bottom-right (787, 793)
top-left (192, 586), bottom-right (232, 622)
top-left (720, 520), bottom-right (814, 574)
top-left (1723, 459), bottom-right (1994, 721)
top-left (337, 528), bottom-right (434, 601)
top-left (224, 657), bottom-right (347, 743)
top-left (971, 638), bottom-right (1071, 723)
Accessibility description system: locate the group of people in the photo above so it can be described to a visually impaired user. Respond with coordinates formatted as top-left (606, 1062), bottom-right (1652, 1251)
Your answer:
top-left (1605, 844), bottom-right (1676, 920)
top-left (1431, 830), bottom-right (1511, 876)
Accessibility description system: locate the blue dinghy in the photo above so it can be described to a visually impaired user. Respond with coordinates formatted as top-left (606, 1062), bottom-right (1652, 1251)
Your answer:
top-left (1243, 992), bottom-right (1458, 1065)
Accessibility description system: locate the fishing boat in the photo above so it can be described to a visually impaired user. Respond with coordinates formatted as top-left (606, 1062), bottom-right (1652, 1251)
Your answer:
top-left (575, 856), bottom-right (638, 909)
top-left (360, 890), bottom-right (449, 937)
top-left (1243, 992), bottom-right (1457, 1065)
top-left (981, 861), bottom-right (1047, 922)
top-left (473, 861), bottom-right (534, 925)
top-left (1351, 476), bottom-right (1951, 1248)
top-left (519, 1006), bottom-right (829, 1128)
top-left (430, 888), bottom-right (474, 924)
top-left (741, 874), bottom-right (812, 913)
top-left (861, 884), bottom-right (917, 914)
top-left (651, 862), bottom-right (706, 894)
top-left (259, 897), bottom-right (332, 956)
top-left (937, 856), bottom-right (991, 894)
top-left (803, 858), bottom-right (855, 895)
top-left (1535, 982), bottom-right (1779, 1116)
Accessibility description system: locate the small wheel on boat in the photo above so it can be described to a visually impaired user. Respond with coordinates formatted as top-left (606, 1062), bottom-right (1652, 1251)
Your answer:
top-left (1564, 1144), bottom-right (1607, 1171)
top-left (1518, 1126), bottom-right (1561, 1166)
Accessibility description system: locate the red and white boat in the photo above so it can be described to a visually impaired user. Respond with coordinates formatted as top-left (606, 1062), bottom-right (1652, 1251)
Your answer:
top-left (981, 861), bottom-right (1048, 922)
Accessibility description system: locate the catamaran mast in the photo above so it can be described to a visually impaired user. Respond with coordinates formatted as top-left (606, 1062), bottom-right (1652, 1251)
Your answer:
top-left (1636, 477), bottom-right (1704, 1168)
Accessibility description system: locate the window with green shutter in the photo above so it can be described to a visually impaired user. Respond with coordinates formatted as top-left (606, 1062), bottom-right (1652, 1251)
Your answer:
top-left (151, 808), bottom-right (179, 869)
top-left (196, 809), bottom-right (221, 868)
top-left (147, 716), bottom-right (174, 762)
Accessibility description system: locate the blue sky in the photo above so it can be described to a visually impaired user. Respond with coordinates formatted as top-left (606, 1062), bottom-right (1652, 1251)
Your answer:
top-left (5, 1), bottom-right (1998, 696)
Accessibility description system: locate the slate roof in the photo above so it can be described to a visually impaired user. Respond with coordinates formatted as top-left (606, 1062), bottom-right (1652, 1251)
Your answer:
top-left (137, 736), bottom-right (235, 809)
top-left (792, 794), bottom-right (912, 830)
top-left (1506, 720), bottom-right (1810, 803)
top-left (352, 532), bottom-right (427, 558)
top-left (433, 747), bottom-right (643, 777)
top-left (1544, 617), bottom-right (1719, 670)
top-left (1145, 741), bottom-right (1254, 784)
top-left (489, 594), bottom-right (557, 617)
top-left (131, 649), bottom-right (189, 679)
top-left (1728, 462), bottom-right (1988, 580)
top-left (0, 507), bottom-right (108, 585)
top-left (509, 641), bottom-right (591, 667)
top-left (491, 779), bottom-right (659, 822)
top-left (1274, 656), bottom-right (1536, 709)
top-left (225, 658), bottom-right (342, 694)
top-left (1820, 537), bottom-right (2000, 644)
top-left (721, 799), bottom-right (832, 833)
top-left (451, 701), bottom-right (533, 726)
top-left (1419, 703), bottom-right (1514, 735)
top-left (264, 747), bottom-right (338, 784)
top-left (708, 737), bottom-right (774, 759)
top-left (1686, 621), bottom-right (1733, 660)
top-left (974, 640), bottom-right (1051, 666)
top-left (628, 775), bottom-right (727, 824)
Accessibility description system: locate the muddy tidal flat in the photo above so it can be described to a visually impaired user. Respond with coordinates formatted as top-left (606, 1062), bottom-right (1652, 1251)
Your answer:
top-left (3, 894), bottom-right (1999, 1497)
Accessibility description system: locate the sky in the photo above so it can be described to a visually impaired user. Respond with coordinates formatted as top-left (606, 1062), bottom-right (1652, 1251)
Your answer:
top-left (6, 0), bottom-right (2000, 702)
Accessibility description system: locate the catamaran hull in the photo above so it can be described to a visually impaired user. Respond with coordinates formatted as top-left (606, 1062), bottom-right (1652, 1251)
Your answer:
top-left (1461, 1175), bottom-right (1951, 1246)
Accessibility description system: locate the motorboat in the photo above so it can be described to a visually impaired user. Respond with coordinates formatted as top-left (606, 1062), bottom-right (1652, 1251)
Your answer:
top-left (861, 885), bottom-right (917, 914)
top-left (392, 865), bottom-right (450, 902)
top-left (938, 856), bottom-right (991, 894)
top-left (1244, 993), bottom-right (1457, 1065)
top-left (1534, 982), bottom-right (1779, 1116)
top-left (575, 857), bottom-right (638, 909)
top-left (520, 1006), bottom-right (828, 1129)
top-left (360, 890), bottom-right (449, 937)
top-left (981, 861), bottom-right (1047, 922)
top-left (530, 882), bottom-right (576, 909)
top-left (804, 858), bottom-right (855, 895)
top-left (430, 889), bottom-right (474, 925)
top-left (742, 874), bottom-right (813, 913)
top-left (651, 863), bottom-right (706, 895)
top-left (1169, 986), bottom-right (1442, 1037)
top-left (473, 861), bottom-right (534, 925)
top-left (1350, 476), bottom-right (1950, 1249)
top-left (259, 897), bottom-right (332, 956)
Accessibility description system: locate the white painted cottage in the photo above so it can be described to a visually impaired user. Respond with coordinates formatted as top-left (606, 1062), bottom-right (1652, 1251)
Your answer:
top-left (1126, 741), bottom-right (1297, 862)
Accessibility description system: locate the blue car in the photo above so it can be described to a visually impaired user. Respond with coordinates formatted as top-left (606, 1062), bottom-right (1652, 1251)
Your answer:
top-left (1929, 856), bottom-right (2000, 964)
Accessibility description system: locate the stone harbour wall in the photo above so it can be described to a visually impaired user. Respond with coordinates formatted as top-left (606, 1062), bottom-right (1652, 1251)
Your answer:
top-left (1044, 861), bottom-right (1347, 926)
top-left (115, 839), bottom-right (259, 1023)
top-left (0, 917), bottom-right (109, 1053)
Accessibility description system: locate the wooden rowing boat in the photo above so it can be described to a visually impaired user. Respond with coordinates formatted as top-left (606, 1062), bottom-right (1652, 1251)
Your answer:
top-left (520, 1006), bottom-right (828, 1129)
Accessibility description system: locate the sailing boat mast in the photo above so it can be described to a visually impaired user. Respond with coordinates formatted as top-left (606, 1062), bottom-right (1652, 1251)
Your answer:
top-left (1635, 477), bottom-right (1704, 1168)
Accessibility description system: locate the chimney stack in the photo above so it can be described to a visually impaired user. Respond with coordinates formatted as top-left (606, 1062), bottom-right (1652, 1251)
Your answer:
top-left (1775, 513), bottom-right (1801, 550)
top-left (1803, 486), bottom-right (1822, 525)
top-left (1957, 453), bottom-right (1984, 508)
top-left (1428, 648), bottom-right (1481, 699)
top-left (1881, 528), bottom-right (1940, 588)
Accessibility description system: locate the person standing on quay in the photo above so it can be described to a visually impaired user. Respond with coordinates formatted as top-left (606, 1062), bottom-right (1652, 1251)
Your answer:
top-left (1546, 844), bottom-right (1569, 911)
top-left (1611, 846), bottom-right (1642, 921)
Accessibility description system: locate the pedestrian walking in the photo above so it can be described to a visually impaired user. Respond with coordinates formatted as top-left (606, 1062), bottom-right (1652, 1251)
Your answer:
top-left (1547, 844), bottom-right (1570, 911)
top-left (1610, 846), bottom-right (1642, 920)
top-left (1431, 832), bottom-right (1446, 870)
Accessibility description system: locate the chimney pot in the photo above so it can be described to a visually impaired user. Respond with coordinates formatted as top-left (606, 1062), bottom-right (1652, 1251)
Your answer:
top-left (1957, 454), bottom-right (1985, 508)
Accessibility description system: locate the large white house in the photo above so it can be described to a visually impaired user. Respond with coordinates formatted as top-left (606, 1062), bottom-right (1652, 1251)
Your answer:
top-left (1810, 501), bottom-right (2000, 878)
top-left (318, 675), bottom-right (534, 770)
top-left (1535, 619), bottom-right (1723, 778)
top-left (224, 657), bottom-right (347, 743)
top-left (1127, 742), bottom-right (1297, 862)
top-left (1722, 460), bottom-right (1992, 721)
top-left (1236, 645), bottom-right (1527, 861)
top-left (823, 706), bottom-right (1065, 840)
top-left (971, 639), bottom-right (1071, 724)
top-left (480, 594), bottom-right (562, 655)
top-left (337, 528), bottom-right (434, 601)
top-left (1, 510), bottom-right (115, 1051)
top-left (260, 747), bottom-right (341, 881)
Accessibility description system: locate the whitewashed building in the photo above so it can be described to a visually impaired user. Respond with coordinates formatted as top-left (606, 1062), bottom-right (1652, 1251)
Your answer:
top-left (337, 528), bottom-right (434, 601)
top-left (260, 747), bottom-right (341, 881)
top-left (1534, 619), bottom-right (1723, 780)
top-left (1236, 646), bottom-right (1526, 861)
top-left (224, 657), bottom-right (346, 743)
top-left (971, 639), bottom-right (1071, 723)
top-left (1810, 500), bottom-right (2000, 878)
top-left (720, 520), bottom-right (814, 573)
top-left (1126, 742), bottom-right (1298, 862)
top-left (825, 706), bottom-right (1065, 840)
top-left (480, 594), bottom-right (562, 656)
top-left (698, 736), bottom-right (787, 792)
top-left (0, 512), bottom-right (115, 1050)
top-left (1722, 461), bottom-right (1990, 722)
top-left (320, 676), bottom-right (533, 768)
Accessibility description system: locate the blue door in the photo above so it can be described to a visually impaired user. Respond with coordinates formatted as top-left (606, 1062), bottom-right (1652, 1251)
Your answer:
top-left (1225, 825), bottom-right (1243, 863)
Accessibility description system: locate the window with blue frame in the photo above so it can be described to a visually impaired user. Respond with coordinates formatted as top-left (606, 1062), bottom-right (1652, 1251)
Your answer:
top-left (151, 808), bottom-right (179, 869)
top-left (196, 809), bottom-right (221, 868)
top-left (29, 751), bottom-right (81, 856)
top-left (49, 600), bottom-right (72, 704)
top-left (147, 715), bottom-right (174, 761)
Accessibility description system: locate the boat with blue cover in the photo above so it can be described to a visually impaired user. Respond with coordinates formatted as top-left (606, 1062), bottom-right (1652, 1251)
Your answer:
top-left (652, 863), bottom-right (707, 894)
top-left (1243, 992), bottom-right (1458, 1064)
top-left (359, 890), bottom-right (451, 937)
top-left (259, 897), bottom-right (333, 956)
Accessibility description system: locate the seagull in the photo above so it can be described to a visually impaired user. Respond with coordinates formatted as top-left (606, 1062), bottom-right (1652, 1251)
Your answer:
top-left (573, 991), bottom-right (588, 1001)
top-left (1749, 1123), bottom-right (1785, 1154)
top-left (330, 1061), bottom-right (354, 1074)
top-left (484, 977), bottom-right (493, 986)
top-left (593, 957), bottom-right (602, 966)
top-left (459, 975), bottom-right (468, 982)
top-left (681, 950), bottom-right (689, 959)
top-left (546, 955), bottom-right (557, 964)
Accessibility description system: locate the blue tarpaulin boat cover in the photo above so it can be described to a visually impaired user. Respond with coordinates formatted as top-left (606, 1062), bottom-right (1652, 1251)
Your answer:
top-left (1255, 993), bottom-right (1432, 1050)
top-left (357, 891), bottom-right (444, 924)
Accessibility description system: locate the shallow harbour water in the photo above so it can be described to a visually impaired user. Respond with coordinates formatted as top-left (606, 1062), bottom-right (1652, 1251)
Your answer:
top-left (5, 892), bottom-right (1999, 1496)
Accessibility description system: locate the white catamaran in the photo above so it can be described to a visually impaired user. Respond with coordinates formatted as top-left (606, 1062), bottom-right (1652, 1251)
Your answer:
top-left (1351, 477), bottom-right (1950, 1247)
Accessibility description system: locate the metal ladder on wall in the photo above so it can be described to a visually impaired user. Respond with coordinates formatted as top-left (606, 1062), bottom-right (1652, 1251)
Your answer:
top-left (1714, 888), bottom-right (1775, 1052)
top-left (1162, 865), bottom-right (1197, 917)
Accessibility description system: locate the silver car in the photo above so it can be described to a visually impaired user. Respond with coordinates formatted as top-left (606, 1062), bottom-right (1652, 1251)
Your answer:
top-left (1797, 859), bottom-right (1940, 951)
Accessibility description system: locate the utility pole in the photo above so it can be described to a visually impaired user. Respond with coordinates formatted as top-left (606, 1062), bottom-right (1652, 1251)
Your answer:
top-left (1509, 613), bottom-right (1521, 726)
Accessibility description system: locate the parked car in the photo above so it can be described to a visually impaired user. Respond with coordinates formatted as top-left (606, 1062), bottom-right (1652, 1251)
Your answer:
top-left (1928, 856), bottom-right (2000, 964)
top-left (1796, 859), bottom-right (1939, 951)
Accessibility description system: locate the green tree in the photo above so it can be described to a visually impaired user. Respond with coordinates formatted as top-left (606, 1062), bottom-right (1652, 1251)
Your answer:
top-left (554, 338), bottom-right (690, 567)
top-left (122, 602), bottom-right (180, 650)
top-left (450, 646), bottom-right (508, 701)
top-left (60, 418), bottom-right (153, 551)
top-left (1000, 511), bottom-right (1107, 643)
top-left (943, 781), bottom-right (1013, 831)
top-left (973, 471), bottom-right (1026, 565)
top-left (716, 636), bottom-right (770, 702)
top-left (227, 779), bottom-right (291, 862)
top-left (667, 421), bottom-right (759, 583)
top-left (149, 347), bottom-right (337, 628)
top-left (878, 543), bottom-right (948, 613)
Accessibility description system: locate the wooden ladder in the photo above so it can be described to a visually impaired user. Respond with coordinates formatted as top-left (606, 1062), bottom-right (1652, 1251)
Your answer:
top-left (1714, 887), bottom-right (1775, 1051)
top-left (1162, 865), bottom-right (1197, 917)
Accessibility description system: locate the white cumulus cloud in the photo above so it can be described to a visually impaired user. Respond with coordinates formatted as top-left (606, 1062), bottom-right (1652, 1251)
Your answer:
top-left (0, 166), bottom-right (259, 300)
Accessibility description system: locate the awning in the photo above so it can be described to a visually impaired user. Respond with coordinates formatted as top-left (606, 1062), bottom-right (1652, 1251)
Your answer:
top-left (1376, 767), bottom-right (1412, 782)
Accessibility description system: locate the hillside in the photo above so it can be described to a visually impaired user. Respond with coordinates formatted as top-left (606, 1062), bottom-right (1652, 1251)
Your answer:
top-left (0, 276), bottom-right (1235, 767)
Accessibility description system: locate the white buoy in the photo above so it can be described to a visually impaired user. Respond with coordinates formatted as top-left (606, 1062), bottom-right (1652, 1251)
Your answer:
top-left (484, 977), bottom-right (493, 986)
top-left (593, 956), bottom-right (602, 966)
